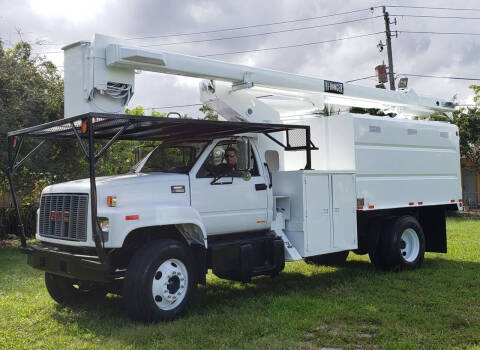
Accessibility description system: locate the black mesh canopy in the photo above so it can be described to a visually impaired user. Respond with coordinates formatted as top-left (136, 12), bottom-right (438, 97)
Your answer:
top-left (7, 112), bottom-right (315, 252)
top-left (8, 112), bottom-right (312, 146)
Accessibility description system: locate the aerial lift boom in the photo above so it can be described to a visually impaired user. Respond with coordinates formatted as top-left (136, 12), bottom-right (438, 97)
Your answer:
top-left (63, 34), bottom-right (454, 120)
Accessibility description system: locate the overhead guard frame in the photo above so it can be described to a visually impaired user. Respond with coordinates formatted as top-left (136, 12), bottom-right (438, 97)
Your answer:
top-left (6, 112), bottom-right (317, 266)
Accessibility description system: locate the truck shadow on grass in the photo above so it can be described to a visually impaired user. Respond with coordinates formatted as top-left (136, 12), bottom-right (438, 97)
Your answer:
top-left (48, 254), bottom-right (480, 343)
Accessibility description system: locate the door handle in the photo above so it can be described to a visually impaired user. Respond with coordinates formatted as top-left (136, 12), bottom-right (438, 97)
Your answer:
top-left (255, 183), bottom-right (267, 191)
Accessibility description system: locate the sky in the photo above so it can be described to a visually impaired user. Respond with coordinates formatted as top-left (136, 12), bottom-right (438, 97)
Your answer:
top-left (1, 0), bottom-right (479, 117)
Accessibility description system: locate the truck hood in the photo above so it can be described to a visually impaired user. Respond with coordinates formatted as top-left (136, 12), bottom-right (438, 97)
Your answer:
top-left (42, 173), bottom-right (191, 208)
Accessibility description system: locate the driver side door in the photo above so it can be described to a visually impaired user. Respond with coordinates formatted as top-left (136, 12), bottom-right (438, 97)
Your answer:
top-left (189, 139), bottom-right (268, 235)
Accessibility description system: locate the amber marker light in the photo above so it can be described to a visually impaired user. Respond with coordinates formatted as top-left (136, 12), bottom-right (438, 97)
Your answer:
top-left (107, 195), bottom-right (117, 207)
top-left (81, 120), bottom-right (88, 133)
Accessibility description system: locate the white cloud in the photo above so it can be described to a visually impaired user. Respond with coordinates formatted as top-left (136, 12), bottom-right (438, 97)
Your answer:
top-left (2, 0), bottom-right (479, 110)
top-left (186, 2), bottom-right (223, 24)
top-left (27, 0), bottom-right (111, 23)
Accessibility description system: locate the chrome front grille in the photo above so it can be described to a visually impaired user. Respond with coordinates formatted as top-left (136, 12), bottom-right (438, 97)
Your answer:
top-left (39, 193), bottom-right (89, 242)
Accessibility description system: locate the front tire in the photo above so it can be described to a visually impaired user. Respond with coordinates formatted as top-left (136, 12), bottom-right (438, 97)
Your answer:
top-left (123, 239), bottom-right (196, 322)
top-left (45, 273), bottom-right (106, 305)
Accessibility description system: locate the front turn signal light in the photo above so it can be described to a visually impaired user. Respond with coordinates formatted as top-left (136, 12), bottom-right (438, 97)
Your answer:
top-left (97, 217), bottom-right (109, 242)
top-left (107, 195), bottom-right (117, 207)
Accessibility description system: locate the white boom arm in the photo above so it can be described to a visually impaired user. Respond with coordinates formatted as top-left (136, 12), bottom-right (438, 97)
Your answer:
top-left (63, 34), bottom-right (454, 119)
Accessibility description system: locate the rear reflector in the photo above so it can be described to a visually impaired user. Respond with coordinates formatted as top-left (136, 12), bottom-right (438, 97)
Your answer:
top-left (368, 205), bottom-right (375, 209)
top-left (125, 215), bottom-right (139, 221)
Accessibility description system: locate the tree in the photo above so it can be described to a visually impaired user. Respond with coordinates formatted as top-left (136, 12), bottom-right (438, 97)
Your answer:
top-left (0, 41), bottom-right (64, 163)
top-left (0, 45), bottom-right (166, 204)
top-left (199, 105), bottom-right (219, 120)
top-left (452, 85), bottom-right (480, 168)
top-left (125, 106), bottom-right (146, 116)
top-left (349, 107), bottom-right (385, 116)
top-left (125, 106), bottom-right (166, 117)
top-left (0, 41), bottom-right (84, 204)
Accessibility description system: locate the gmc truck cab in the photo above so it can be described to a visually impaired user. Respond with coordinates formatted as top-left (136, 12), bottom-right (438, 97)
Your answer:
top-left (36, 135), bottom-right (285, 321)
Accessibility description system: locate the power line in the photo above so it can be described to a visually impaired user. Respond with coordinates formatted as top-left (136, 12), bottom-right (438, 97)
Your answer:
top-left (399, 73), bottom-right (480, 81)
top-left (387, 5), bottom-right (480, 12)
top-left (391, 14), bottom-right (480, 20)
top-left (34, 32), bottom-right (385, 57)
top-left (31, 50), bottom-right (62, 54)
top-left (200, 31), bottom-right (384, 57)
top-left (344, 75), bottom-right (377, 83)
top-left (144, 103), bottom-right (203, 110)
top-left (28, 30), bottom-right (385, 57)
top-left (126, 7), bottom-right (379, 40)
top-left (143, 95), bottom-right (274, 110)
top-left (141, 16), bottom-right (382, 47)
top-left (398, 30), bottom-right (480, 36)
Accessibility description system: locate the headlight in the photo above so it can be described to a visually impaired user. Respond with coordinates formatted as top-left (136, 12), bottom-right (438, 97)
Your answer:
top-left (97, 217), bottom-right (109, 242)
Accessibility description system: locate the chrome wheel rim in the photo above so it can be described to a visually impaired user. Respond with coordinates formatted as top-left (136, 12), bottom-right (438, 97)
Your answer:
top-left (400, 228), bottom-right (420, 262)
top-left (151, 258), bottom-right (188, 311)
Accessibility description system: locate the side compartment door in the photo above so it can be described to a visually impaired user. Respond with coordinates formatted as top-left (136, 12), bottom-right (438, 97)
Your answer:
top-left (331, 174), bottom-right (357, 249)
top-left (305, 174), bottom-right (332, 254)
top-left (190, 139), bottom-right (268, 235)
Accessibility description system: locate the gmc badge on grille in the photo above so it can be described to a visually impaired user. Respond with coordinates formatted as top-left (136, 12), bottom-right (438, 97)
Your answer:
top-left (324, 80), bottom-right (344, 94)
top-left (49, 211), bottom-right (70, 222)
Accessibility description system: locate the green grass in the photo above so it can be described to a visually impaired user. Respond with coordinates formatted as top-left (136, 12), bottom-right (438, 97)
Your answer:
top-left (1, 217), bottom-right (480, 350)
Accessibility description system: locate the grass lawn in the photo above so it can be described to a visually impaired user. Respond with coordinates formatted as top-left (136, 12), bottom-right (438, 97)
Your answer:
top-left (1, 217), bottom-right (479, 350)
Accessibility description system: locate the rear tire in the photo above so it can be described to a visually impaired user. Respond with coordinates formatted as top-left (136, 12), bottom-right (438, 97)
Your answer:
top-left (382, 215), bottom-right (425, 270)
top-left (45, 273), bottom-right (106, 305)
top-left (368, 219), bottom-right (389, 270)
top-left (123, 239), bottom-right (196, 322)
top-left (305, 251), bottom-right (349, 266)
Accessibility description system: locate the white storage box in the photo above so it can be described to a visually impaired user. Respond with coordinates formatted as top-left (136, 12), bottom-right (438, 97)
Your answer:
top-left (272, 170), bottom-right (357, 257)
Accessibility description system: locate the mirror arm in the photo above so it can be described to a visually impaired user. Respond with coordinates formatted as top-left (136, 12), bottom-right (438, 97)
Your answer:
top-left (210, 176), bottom-right (221, 185)
top-left (210, 175), bottom-right (233, 185)
top-left (247, 138), bottom-right (251, 170)
top-left (264, 162), bottom-right (272, 188)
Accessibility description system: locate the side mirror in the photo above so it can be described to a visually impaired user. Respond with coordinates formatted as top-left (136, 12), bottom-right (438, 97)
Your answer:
top-left (242, 170), bottom-right (251, 181)
top-left (239, 137), bottom-right (251, 172)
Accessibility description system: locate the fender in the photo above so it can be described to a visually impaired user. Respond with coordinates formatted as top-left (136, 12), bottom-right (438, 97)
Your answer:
top-left (105, 204), bottom-right (207, 248)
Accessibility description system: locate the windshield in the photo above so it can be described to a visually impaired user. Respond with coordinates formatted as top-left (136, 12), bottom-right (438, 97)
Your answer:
top-left (136, 142), bottom-right (209, 174)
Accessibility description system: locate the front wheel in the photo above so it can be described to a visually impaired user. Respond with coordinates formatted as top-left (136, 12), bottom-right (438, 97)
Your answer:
top-left (123, 239), bottom-right (196, 322)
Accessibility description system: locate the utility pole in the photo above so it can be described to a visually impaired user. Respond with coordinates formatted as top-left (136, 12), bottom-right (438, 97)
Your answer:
top-left (383, 6), bottom-right (396, 91)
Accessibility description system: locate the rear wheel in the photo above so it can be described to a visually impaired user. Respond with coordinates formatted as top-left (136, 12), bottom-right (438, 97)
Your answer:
top-left (382, 215), bottom-right (425, 270)
top-left (305, 250), bottom-right (349, 266)
top-left (45, 273), bottom-right (106, 305)
top-left (123, 239), bottom-right (196, 322)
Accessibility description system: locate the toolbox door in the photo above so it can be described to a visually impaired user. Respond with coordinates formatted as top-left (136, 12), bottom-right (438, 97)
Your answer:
top-left (331, 174), bottom-right (357, 250)
top-left (304, 174), bottom-right (331, 254)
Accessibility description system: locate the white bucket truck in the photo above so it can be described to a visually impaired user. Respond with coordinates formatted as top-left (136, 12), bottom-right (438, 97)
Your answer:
top-left (7, 34), bottom-right (461, 322)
